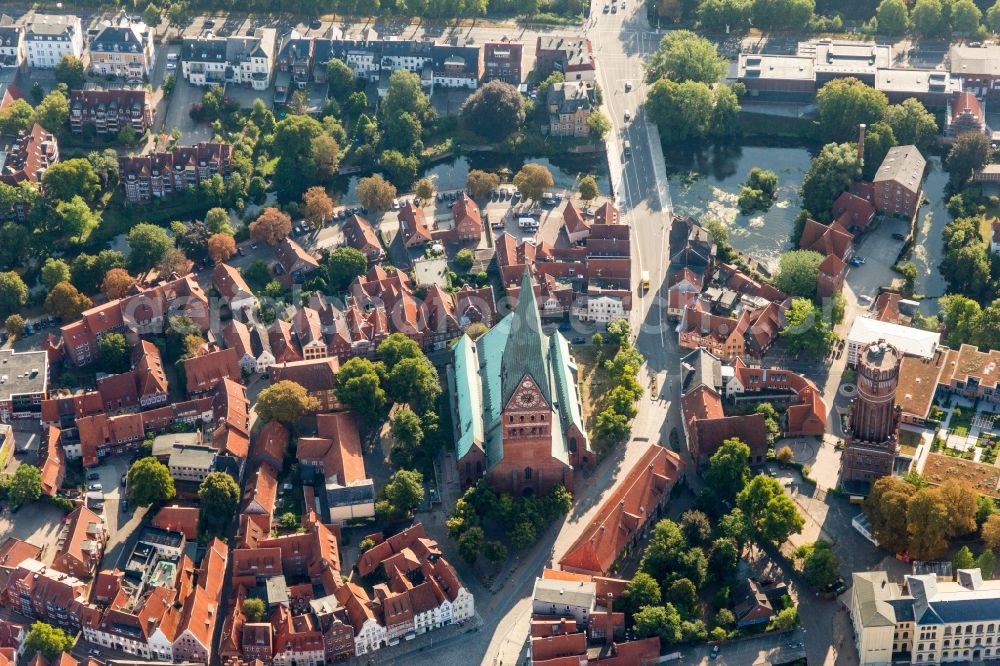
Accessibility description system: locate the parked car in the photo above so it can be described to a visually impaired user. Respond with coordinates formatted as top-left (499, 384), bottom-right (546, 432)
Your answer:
top-left (892, 232), bottom-right (907, 240)
top-left (710, 645), bottom-right (720, 660)
top-left (624, 81), bottom-right (632, 92)
top-left (88, 483), bottom-right (103, 492)
top-left (572, 337), bottom-right (586, 344)
top-left (87, 472), bottom-right (100, 481)
top-left (310, 19), bottom-right (322, 29)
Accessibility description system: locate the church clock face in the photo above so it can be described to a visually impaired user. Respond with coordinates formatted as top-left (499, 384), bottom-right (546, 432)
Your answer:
top-left (517, 380), bottom-right (536, 407)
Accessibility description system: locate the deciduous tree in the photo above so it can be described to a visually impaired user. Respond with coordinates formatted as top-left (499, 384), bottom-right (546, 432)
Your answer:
top-left (466, 170), bottom-right (501, 200)
top-left (736, 474), bottom-right (804, 545)
top-left (947, 131), bottom-right (990, 184)
top-left (207, 233), bottom-right (236, 263)
top-left (883, 99), bottom-right (938, 153)
top-left (242, 598), bottom-right (266, 623)
top-left (8, 464), bottom-right (40, 506)
top-left (4, 314), bottom-right (24, 339)
top-left (98, 332), bottom-right (130, 374)
top-left (45, 282), bottom-right (92, 320)
top-left (387, 357), bottom-right (441, 412)
top-left (301, 187), bottom-right (334, 230)
top-left (579, 175), bottom-right (599, 201)
top-left (817, 78), bottom-right (888, 143)
top-left (776, 250), bottom-right (825, 299)
top-left (458, 526), bottom-right (484, 563)
top-left (704, 438), bottom-right (750, 501)
top-left (198, 471), bottom-right (240, 534)
top-left (99, 268), bottom-right (135, 300)
top-left (645, 30), bottom-right (727, 83)
top-left (335, 357), bottom-right (387, 424)
top-left (42, 159), bottom-right (100, 203)
top-left (127, 223), bottom-right (174, 273)
top-left (460, 81), bottom-right (525, 141)
top-left (357, 174), bottom-right (397, 212)
top-left (324, 247), bottom-right (368, 292)
top-left (127, 457), bottom-right (176, 507)
top-left (875, 0), bottom-right (909, 34)
top-left (514, 163), bottom-right (555, 202)
top-left (937, 479), bottom-right (979, 538)
top-left (907, 487), bottom-right (950, 560)
top-left (40, 258), bottom-right (71, 290)
top-left (255, 381), bottom-right (320, 423)
top-left (0, 271), bottom-right (28, 317)
top-left (24, 622), bottom-right (74, 661)
top-left (633, 604), bottom-right (682, 643)
top-left (800, 142), bottom-right (861, 220)
top-left (249, 208), bottom-right (292, 247)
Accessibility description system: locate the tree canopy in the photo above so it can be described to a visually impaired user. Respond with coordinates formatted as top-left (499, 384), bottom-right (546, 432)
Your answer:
top-left (460, 81), bottom-right (525, 141)
top-left (816, 78), bottom-right (889, 142)
top-left (775, 250), bottom-right (825, 299)
top-left (645, 30), bottom-right (727, 84)
top-left (255, 381), bottom-right (320, 423)
top-left (127, 457), bottom-right (176, 507)
top-left (8, 464), bottom-right (41, 506)
top-left (800, 142), bottom-right (861, 220)
top-left (127, 224), bottom-right (174, 273)
top-left (25, 622), bottom-right (74, 661)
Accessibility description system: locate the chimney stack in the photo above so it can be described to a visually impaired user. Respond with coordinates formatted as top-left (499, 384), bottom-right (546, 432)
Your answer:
top-left (857, 123), bottom-right (867, 171)
top-left (605, 592), bottom-right (614, 645)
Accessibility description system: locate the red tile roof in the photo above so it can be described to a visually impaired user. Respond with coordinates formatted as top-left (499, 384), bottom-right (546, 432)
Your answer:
top-left (213, 263), bottom-right (254, 304)
top-left (559, 446), bottom-right (684, 576)
top-left (151, 505), bottom-right (200, 540)
top-left (184, 347), bottom-right (240, 395)
top-left (398, 203), bottom-right (433, 247)
top-left (799, 218), bottom-right (853, 260)
top-left (252, 420), bottom-right (289, 468)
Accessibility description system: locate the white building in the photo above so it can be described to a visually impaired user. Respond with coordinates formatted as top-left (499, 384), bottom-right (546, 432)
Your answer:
top-left (88, 13), bottom-right (154, 78)
top-left (181, 28), bottom-right (276, 90)
top-left (0, 19), bottom-right (24, 68)
top-left (846, 317), bottom-right (940, 366)
top-left (851, 569), bottom-right (1000, 665)
top-left (24, 14), bottom-right (82, 69)
top-left (581, 291), bottom-right (627, 324)
top-left (532, 578), bottom-right (595, 625)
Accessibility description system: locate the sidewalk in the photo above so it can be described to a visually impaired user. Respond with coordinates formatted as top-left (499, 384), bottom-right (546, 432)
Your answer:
top-left (367, 612), bottom-right (485, 665)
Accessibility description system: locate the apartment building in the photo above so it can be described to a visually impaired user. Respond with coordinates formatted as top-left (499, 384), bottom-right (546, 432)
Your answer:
top-left (872, 145), bottom-right (926, 219)
top-left (547, 81), bottom-right (594, 138)
top-left (24, 14), bottom-right (82, 69)
top-left (0, 124), bottom-right (59, 187)
top-left (0, 18), bottom-right (24, 68)
top-left (483, 38), bottom-right (523, 83)
top-left (119, 142), bottom-right (233, 203)
top-left (69, 89), bottom-right (153, 136)
top-left (181, 28), bottom-right (277, 90)
top-left (88, 13), bottom-right (154, 78)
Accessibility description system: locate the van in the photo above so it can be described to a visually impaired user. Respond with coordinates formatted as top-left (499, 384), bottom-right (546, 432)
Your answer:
top-left (518, 217), bottom-right (539, 229)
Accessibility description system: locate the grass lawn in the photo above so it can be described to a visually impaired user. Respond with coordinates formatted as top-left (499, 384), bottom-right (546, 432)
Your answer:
top-left (573, 345), bottom-right (611, 438)
top-left (950, 408), bottom-right (975, 431)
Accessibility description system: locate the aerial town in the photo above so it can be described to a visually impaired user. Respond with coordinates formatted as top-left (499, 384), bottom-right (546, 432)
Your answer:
top-left (2, 0), bottom-right (1000, 664)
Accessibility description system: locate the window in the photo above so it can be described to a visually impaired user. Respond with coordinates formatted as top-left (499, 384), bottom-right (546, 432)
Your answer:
top-left (524, 467), bottom-right (532, 480)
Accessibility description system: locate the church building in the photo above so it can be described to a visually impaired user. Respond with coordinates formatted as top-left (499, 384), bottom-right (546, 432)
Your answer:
top-left (451, 271), bottom-right (591, 496)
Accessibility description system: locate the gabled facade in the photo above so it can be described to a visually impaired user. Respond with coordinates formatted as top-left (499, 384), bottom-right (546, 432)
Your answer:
top-left (69, 89), bottom-right (153, 136)
top-left (119, 142), bottom-right (233, 203)
top-left (88, 13), bottom-right (154, 78)
top-left (24, 15), bottom-right (82, 68)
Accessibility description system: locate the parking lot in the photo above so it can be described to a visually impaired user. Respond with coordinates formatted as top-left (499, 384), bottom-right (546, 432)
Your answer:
top-left (844, 216), bottom-right (912, 302)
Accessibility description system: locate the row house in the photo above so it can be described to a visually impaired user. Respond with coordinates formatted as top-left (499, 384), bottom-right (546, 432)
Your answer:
top-left (24, 14), bottom-right (82, 69)
top-left (0, 124), bottom-right (58, 187)
top-left (69, 89), bottom-right (152, 136)
top-left (296, 412), bottom-right (374, 524)
top-left (327, 37), bottom-right (482, 92)
top-left (119, 142), bottom-right (233, 204)
top-left (181, 29), bottom-right (277, 90)
top-left (342, 215), bottom-right (385, 264)
top-left (223, 318), bottom-right (274, 374)
top-left (348, 267), bottom-right (496, 351)
top-left (39, 426), bottom-right (65, 496)
top-left (251, 420), bottom-right (289, 471)
top-left (51, 506), bottom-right (107, 579)
top-left (183, 347), bottom-right (240, 396)
top-left (559, 446), bottom-right (684, 577)
top-left (271, 358), bottom-right (340, 413)
top-left (0, 18), bottom-right (23, 69)
top-left (483, 37), bottom-right (523, 83)
top-left (274, 238), bottom-right (320, 287)
top-left (275, 30), bottom-right (314, 94)
top-left (60, 274), bottom-right (209, 365)
top-left (4, 559), bottom-right (90, 630)
top-left (213, 262), bottom-right (257, 313)
top-left (535, 36), bottom-right (595, 83)
top-left (88, 13), bottom-right (154, 78)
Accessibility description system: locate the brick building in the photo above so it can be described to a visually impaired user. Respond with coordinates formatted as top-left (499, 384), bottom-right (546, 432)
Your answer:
top-left (483, 38), bottom-right (523, 83)
top-left (119, 142), bottom-right (233, 203)
top-left (69, 89), bottom-right (152, 136)
top-left (872, 145), bottom-right (926, 219)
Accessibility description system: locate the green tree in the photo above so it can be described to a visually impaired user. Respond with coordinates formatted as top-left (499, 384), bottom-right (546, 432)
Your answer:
top-left (34, 90), bottom-right (68, 134)
top-left (771, 606), bottom-right (799, 630)
top-left (242, 598), bottom-right (266, 622)
top-left (950, 0), bottom-right (982, 35)
top-left (335, 357), bottom-right (388, 424)
top-left (623, 571), bottom-right (662, 615)
top-left (458, 525), bottom-right (484, 563)
top-left (42, 158), bottom-right (100, 203)
top-left (380, 150), bottom-right (420, 188)
top-left (800, 142), bottom-right (861, 220)
top-left (667, 578), bottom-right (698, 615)
top-left (749, 0), bottom-right (815, 30)
top-left (0, 99), bottom-right (34, 136)
top-left (8, 464), bottom-right (40, 506)
top-left (71, 249), bottom-right (125, 294)
top-left (466, 170), bottom-right (501, 200)
top-left (380, 469), bottom-right (425, 519)
top-left (709, 538), bottom-right (740, 581)
top-left (255, 380), bottom-right (320, 423)
top-left (579, 175), bottom-right (600, 202)
top-left (454, 248), bottom-right (475, 273)
top-left (704, 438), bottom-right (750, 501)
top-left (98, 332), bottom-right (130, 373)
top-left (4, 314), bottom-right (24, 339)
top-left (356, 174), bottom-right (397, 212)
top-left (54, 54), bottom-right (85, 90)
top-left (715, 608), bottom-right (736, 628)
top-left (736, 474), bottom-right (805, 545)
top-left (326, 58), bottom-right (357, 99)
top-left (645, 30), bottom-right (727, 83)
top-left (513, 163), bottom-right (555, 202)
top-left (127, 457), bottom-right (176, 507)
top-left (947, 131), bottom-right (990, 184)
top-left (387, 357), bottom-right (441, 412)
top-left (24, 622), bottom-right (74, 661)
top-left (941, 218), bottom-right (992, 299)
top-left (954, 545), bottom-right (976, 571)
top-left (875, 0), bottom-right (909, 34)
top-left (796, 540), bottom-right (839, 589)
top-left (907, 487), bottom-right (950, 560)
top-left (817, 78), bottom-right (888, 143)
top-left (127, 223), bottom-right (174, 273)
top-left (698, 0), bottom-right (750, 31)
top-left (782, 298), bottom-right (835, 358)
top-left (633, 604), bottom-right (682, 643)
top-left (639, 519), bottom-right (687, 581)
top-left (390, 407), bottom-right (424, 468)
top-left (978, 549), bottom-right (997, 578)
top-left (988, 0), bottom-right (1000, 32)
top-left (40, 258), bottom-right (71, 290)
top-left (861, 122), bottom-right (897, 180)
top-left (884, 99), bottom-right (939, 153)
top-left (51, 196), bottom-right (100, 242)
top-left (646, 78), bottom-right (714, 140)
top-left (587, 111), bottom-right (611, 140)
top-left (198, 472), bottom-right (240, 534)
top-left (680, 509), bottom-right (712, 546)
top-left (937, 479), bottom-right (979, 539)
top-left (45, 282), bottom-right (92, 320)
top-left (776, 250), bottom-right (825, 298)
top-left (0, 271), bottom-right (27, 317)
top-left (272, 115), bottom-right (324, 201)
top-left (415, 178), bottom-right (435, 201)
top-left (377, 333), bottom-right (423, 371)
top-left (482, 540), bottom-right (507, 562)
top-left (460, 81), bottom-right (525, 141)
top-left (323, 247), bottom-right (368, 292)
top-left (719, 508), bottom-right (752, 555)
top-left (910, 0), bottom-right (947, 36)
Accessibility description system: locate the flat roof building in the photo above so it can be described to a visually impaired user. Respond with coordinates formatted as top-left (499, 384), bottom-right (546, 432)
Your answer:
top-left (846, 317), bottom-right (940, 366)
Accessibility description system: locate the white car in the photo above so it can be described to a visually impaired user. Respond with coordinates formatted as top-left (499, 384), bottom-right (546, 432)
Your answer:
top-left (624, 110), bottom-right (631, 121)
top-left (392, 198), bottom-right (400, 210)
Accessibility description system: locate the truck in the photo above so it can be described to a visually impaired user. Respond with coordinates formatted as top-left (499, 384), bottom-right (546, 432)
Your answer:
top-left (640, 270), bottom-right (650, 291)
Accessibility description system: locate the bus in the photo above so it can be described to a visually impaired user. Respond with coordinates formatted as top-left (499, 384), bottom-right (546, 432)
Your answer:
top-left (640, 270), bottom-right (650, 291)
